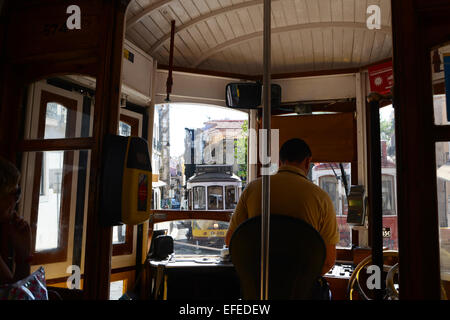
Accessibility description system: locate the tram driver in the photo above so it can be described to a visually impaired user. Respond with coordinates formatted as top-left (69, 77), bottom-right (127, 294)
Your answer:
top-left (225, 138), bottom-right (339, 275)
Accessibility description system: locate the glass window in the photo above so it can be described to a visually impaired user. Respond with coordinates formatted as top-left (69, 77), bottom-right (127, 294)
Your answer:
top-left (112, 225), bottom-right (127, 244)
top-left (153, 219), bottom-right (229, 256)
top-left (434, 94), bottom-right (449, 126)
top-left (431, 44), bottom-right (450, 126)
top-left (109, 280), bottom-right (124, 300)
top-left (153, 103), bottom-right (248, 211)
top-left (20, 150), bottom-right (90, 270)
top-left (312, 163), bottom-right (351, 248)
top-left (35, 151), bottom-right (65, 251)
top-left (435, 142), bottom-right (450, 297)
top-left (380, 104), bottom-right (398, 250)
top-left (21, 77), bottom-right (96, 291)
top-left (208, 186), bottom-right (223, 210)
top-left (193, 186), bottom-right (206, 210)
top-left (225, 186), bottom-right (237, 209)
top-left (44, 103), bottom-right (68, 139)
top-left (24, 81), bottom-right (95, 140)
top-left (119, 121), bottom-right (131, 137)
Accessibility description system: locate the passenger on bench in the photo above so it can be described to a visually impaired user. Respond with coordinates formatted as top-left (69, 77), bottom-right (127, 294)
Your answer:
top-left (0, 157), bottom-right (32, 285)
top-left (225, 138), bottom-right (339, 276)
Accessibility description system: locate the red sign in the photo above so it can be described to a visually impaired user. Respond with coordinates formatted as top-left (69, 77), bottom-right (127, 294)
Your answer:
top-left (368, 61), bottom-right (393, 94)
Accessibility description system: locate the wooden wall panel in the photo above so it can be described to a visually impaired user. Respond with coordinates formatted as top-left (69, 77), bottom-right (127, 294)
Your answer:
top-left (271, 112), bottom-right (356, 163)
top-left (391, 0), bottom-right (450, 300)
top-left (0, 0), bottom-right (131, 300)
top-left (5, 2), bottom-right (102, 62)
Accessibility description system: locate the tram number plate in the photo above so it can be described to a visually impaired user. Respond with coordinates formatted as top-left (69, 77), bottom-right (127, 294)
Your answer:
top-left (382, 227), bottom-right (391, 238)
top-left (210, 231), bottom-right (225, 237)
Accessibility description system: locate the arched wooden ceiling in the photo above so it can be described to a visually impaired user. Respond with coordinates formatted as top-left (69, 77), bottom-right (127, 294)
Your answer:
top-left (125, 0), bottom-right (392, 75)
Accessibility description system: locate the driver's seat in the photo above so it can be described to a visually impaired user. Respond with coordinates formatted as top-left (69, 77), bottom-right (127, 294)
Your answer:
top-left (229, 214), bottom-right (326, 299)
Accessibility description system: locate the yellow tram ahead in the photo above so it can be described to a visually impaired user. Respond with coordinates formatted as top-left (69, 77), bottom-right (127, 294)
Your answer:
top-left (187, 165), bottom-right (241, 243)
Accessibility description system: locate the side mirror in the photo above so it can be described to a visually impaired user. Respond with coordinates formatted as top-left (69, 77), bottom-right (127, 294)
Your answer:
top-left (225, 82), bottom-right (262, 109)
top-left (225, 82), bottom-right (282, 110)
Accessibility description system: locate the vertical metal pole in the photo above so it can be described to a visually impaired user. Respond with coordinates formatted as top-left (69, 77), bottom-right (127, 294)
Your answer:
top-left (368, 96), bottom-right (385, 300)
top-left (261, 0), bottom-right (271, 301)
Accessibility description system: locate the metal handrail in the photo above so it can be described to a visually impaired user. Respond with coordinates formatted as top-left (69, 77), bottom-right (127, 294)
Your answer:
top-left (260, 0), bottom-right (272, 301)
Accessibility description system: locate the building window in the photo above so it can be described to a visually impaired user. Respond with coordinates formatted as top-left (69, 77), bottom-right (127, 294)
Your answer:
top-left (319, 176), bottom-right (340, 215)
top-left (381, 174), bottom-right (396, 215)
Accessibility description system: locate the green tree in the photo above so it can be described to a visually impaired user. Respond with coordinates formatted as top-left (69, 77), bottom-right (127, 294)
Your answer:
top-left (380, 118), bottom-right (394, 142)
top-left (235, 120), bottom-right (248, 185)
top-left (380, 115), bottom-right (396, 158)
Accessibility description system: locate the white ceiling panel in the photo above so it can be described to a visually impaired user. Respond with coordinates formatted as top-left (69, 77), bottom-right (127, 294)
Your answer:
top-left (125, 0), bottom-right (393, 75)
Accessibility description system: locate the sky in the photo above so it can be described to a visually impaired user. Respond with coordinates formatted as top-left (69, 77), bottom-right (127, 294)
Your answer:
top-left (380, 104), bottom-right (394, 122)
top-left (164, 103), bottom-right (248, 157)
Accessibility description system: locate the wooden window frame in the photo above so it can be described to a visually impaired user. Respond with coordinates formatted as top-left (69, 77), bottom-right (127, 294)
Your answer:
top-left (30, 90), bottom-right (78, 265)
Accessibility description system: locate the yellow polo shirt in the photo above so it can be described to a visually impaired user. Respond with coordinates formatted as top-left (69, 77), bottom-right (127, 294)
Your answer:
top-left (228, 165), bottom-right (340, 245)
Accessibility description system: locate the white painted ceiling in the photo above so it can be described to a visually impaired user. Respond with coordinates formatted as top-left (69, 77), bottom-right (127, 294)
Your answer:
top-left (125, 0), bottom-right (392, 75)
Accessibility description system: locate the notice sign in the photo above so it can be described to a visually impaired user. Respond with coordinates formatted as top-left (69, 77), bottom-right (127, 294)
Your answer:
top-left (382, 227), bottom-right (391, 238)
top-left (368, 61), bottom-right (393, 95)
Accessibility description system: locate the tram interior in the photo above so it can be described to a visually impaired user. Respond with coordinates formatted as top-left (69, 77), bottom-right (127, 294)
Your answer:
top-left (0, 0), bottom-right (450, 300)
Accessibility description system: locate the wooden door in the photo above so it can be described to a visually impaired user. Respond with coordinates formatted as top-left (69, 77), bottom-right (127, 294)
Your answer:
top-left (392, 0), bottom-right (450, 299)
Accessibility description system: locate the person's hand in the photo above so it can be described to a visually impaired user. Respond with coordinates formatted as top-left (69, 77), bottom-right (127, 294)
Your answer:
top-left (9, 211), bottom-right (32, 261)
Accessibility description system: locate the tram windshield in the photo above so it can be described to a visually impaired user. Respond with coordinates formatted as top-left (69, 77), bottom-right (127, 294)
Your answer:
top-left (152, 103), bottom-right (249, 211)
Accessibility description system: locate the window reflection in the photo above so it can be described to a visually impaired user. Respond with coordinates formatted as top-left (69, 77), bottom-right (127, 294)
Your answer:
top-left (208, 186), bottom-right (223, 210)
top-left (225, 186), bottom-right (237, 209)
top-left (193, 186), bottom-right (206, 210)
top-left (44, 103), bottom-right (68, 139)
